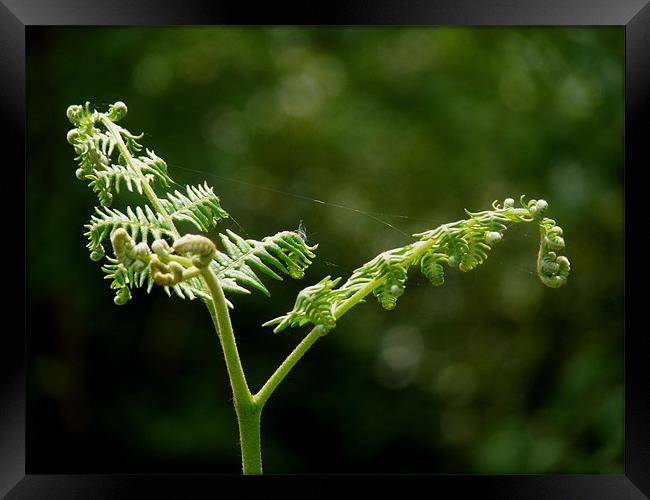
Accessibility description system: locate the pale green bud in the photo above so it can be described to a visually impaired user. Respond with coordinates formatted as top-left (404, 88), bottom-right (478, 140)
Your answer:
top-left (108, 101), bottom-right (128, 122)
top-left (66, 104), bottom-right (84, 125)
top-left (485, 231), bottom-right (502, 245)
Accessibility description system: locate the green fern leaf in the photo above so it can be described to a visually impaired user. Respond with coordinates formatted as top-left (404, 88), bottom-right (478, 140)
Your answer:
top-left (87, 164), bottom-right (153, 206)
top-left (266, 196), bottom-right (571, 334)
top-left (210, 229), bottom-right (318, 296)
top-left (85, 204), bottom-right (175, 261)
top-left (101, 257), bottom-right (229, 306)
top-left (68, 102), bottom-right (172, 206)
top-left (106, 227), bottom-right (319, 303)
top-left (160, 182), bottom-right (229, 232)
top-left (262, 276), bottom-right (346, 333)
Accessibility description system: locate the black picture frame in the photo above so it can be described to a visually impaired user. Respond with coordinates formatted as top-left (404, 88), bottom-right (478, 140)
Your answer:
top-left (4, 0), bottom-right (649, 497)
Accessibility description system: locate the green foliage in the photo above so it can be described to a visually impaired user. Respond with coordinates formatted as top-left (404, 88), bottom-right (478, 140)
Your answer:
top-left (67, 102), bottom-right (172, 206)
top-left (69, 101), bottom-right (317, 305)
top-left (265, 196), bottom-right (570, 334)
top-left (161, 183), bottom-right (228, 232)
top-left (210, 229), bottom-right (317, 296)
top-left (85, 204), bottom-right (175, 261)
top-left (67, 99), bottom-right (571, 476)
top-left (262, 276), bottom-right (346, 333)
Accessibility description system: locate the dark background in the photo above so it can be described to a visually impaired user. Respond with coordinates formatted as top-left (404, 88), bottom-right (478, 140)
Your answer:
top-left (26, 26), bottom-right (623, 473)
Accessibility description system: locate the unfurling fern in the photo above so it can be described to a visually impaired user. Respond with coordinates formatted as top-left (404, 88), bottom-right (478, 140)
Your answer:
top-left (420, 252), bottom-right (447, 286)
top-left (372, 260), bottom-right (408, 311)
top-left (69, 101), bottom-right (317, 306)
top-left (69, 101), bottom-right (571, 476)
top-left (68, 102), bottom-right (172, 207)
top-left (266, 195), bottom-right (570, 334)
top-left (85, 204), bottom-right (175, 261)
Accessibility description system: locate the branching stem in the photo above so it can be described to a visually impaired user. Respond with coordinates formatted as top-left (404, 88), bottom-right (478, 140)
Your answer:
top-left (254, 240), bottom-right (437, 408)
top-left (74, 104), bottom-right (569, 476)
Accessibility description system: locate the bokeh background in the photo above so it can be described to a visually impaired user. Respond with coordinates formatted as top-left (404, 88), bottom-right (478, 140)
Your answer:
top-left (27, 27), bottom-right (624, 473)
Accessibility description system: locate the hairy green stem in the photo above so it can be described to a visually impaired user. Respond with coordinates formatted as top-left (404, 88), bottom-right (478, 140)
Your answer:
top-left (254, 276), bottom-right (379, 408)
top-left (254, 327), bottom-right (321, 409)
top-left (201, 266), bottom-right (262, 474)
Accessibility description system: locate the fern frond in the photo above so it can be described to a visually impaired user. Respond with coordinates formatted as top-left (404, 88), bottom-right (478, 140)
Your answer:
top-left (165, 276), bottom-right (214, 302)
top-left (420, 252), bottom-right (448, 286)
top-left (372, 262), bottom-right (408, 310)
top-left (101, 256), bottom-right (217, 306)
top-left (262, 276), bottom-right (346, 334)
top-left (266, 196), bottom-right (570, 334)
top-left (102, 230), bottom-right (218, 306)
top-left (84, 204), bottom-right (175, 261)
top-left (67, 101), bottom-right (172, 206)
top-left (209, 229), bottom-right (318, 297)
top-left (102, 257), bottom-right (146, 305)
top-left (68, 102), bottom-right (256, 307)
top-left (135, 148), bottom-right (172, 186)
top-left (99, 227), bottom-right (318, 306)
top-left (160, 182), bottom-right (229, 232)
top-left (537, 218), bottom-right (571, 288)
top-left (87, 164), bottom-right (151, 206)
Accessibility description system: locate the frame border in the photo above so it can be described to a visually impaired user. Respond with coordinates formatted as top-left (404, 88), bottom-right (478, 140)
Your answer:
top-left (5, 1), bottom-right (648, 497)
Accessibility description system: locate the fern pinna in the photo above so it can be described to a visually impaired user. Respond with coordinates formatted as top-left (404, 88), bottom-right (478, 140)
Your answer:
top-left (68, 101), bottom-right (570, 475)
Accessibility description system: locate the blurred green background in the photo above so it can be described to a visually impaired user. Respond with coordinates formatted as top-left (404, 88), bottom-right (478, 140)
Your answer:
top-left (27, 27), bottom-right (623, 473)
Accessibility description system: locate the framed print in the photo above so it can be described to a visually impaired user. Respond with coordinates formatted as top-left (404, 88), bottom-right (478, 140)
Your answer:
top-left (4, 0), bottom-right (649, 497)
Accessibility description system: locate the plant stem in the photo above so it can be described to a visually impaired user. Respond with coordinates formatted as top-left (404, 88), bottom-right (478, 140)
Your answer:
top-left (201, 265), bottom-right (262, 474)
top-left (253, 326), bottom-right (322, 409)
top-left (254, 275), bottom-right (385, 408)
top-left (236, 405), bottom-right (263, 475)
top-left (103, 116), bottom-right (262, 473)
top-left (254, 240), bottom-right (446, 408)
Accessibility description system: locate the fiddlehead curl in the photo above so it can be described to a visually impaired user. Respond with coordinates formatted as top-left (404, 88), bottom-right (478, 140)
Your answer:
top-left (420, 252), bottom-right (447, 286)
top-left (537, 218), bottom-right (571, 288)
top-left (66, 103), bottom-right (90, 127)
top-left (173, 234), bottom-right (216, 268)
top-left (107, 101), bottom-right (128, 122)
top-left (484, 231), bottom-right (503, 245)
top-left (372, 261), bottom-right (408, 310)
top-left (150, 257), bottom-right (186, 287)
top-left (110, 228), bottom-right (151, 272)
top-left (528, 198), bottom-right (549, 220)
